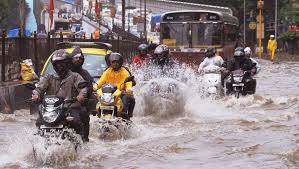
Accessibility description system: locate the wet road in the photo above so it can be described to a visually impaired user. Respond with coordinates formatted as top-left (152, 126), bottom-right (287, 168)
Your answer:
top-left (0, 59), bottom-right (299, 169)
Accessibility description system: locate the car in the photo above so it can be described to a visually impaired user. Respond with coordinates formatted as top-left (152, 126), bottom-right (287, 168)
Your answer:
top-left (41, 42), bottom-right (112, 82)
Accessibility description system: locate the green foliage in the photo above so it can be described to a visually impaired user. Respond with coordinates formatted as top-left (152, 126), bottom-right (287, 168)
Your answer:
top-left (0, 0), bottom-right (29, 30)
top-left (279, 31), bottom-right (299, 42)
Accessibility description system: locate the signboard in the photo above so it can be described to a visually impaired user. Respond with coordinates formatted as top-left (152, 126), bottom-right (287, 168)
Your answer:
top-left (162, 12), bottom-right (220, 22)
top-left (249, 22), bottom-right (256, 30)
top-left (137, 23), bottom-right (144, 32)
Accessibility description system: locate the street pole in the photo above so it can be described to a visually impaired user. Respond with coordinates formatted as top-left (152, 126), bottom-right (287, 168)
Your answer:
top-left (257, 0), bottom-right (263, 58)
top-left (244, 0), bottom-right (246, 46)
top-left (275, 0), bottom-right (278, 38)
top-left (144, 0), bottom-right (147, 41)
top-left (122, 0), bottom-right (125, 30)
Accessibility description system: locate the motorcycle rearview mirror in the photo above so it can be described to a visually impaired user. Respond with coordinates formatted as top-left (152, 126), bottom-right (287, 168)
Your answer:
top-left (25, 83), bottom-right (36, 90)
top-left (124, 76), bottom-right (135, 83)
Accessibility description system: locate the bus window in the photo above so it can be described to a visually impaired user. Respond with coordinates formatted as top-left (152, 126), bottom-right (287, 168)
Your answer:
top-left (161, 23), bottom-right (189, 47)
top-left (191, 23), bottom-right (222, 46)
top-left (224, 24), bottom-right (238, 42)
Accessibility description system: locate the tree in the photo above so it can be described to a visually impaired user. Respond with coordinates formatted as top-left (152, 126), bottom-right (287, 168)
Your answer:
top-left (0, 0), bottom-right (29, 30)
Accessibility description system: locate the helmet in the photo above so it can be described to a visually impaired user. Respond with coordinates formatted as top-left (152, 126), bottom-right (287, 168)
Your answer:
top-left (147, 43), bottom-right (159, 52)
top-left (71, 46), bottom-right (84, 69)
top-left (108, 53), bottom-right (123, 71)
top-left (270, 35), bottom-right (275, 38)
top-left (234, 47), bottom-right (245, 59)
top-left (154, 44), bottom-right (169, 58)
top-left (137, 44), bottom-right (148, 54)
top-left (244, 47), bottom-right (252, 57)
top-left (51, 49), bottom-right (71, 78)
top-left (205, 47), bottom-right (216, 58)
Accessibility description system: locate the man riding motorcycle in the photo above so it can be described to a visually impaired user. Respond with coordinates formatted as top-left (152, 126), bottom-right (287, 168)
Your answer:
top-left (198, 47), bottom-right (224, 73)
top-left (96, 53), bottom-right (135, 120)
top-left (132, 44), bottom-right (149, 66)
top-left (225, 47), bottom-right (257, 95)
top-left (151, 44), bottom-right (175, 69)
top-left (147, 43), bottom-right (159, 57)
top-left (70, 46), bottom-right (93, 142)
top-left (244, 47), bottom-right (260, 74)
top-left (32, 49), bottom-right (88, 140)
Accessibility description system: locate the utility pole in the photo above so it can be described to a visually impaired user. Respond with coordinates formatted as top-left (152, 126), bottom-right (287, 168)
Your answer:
top-left (275, 0), bottom-right (278, 38)
top-left (144, 0), bottom-right (147, 40)
top-left (122, 0), bottom-right (125, 30)
top-left (257, 0), bottom-right (263, 58)
top-left (244, 0), bottom-right (246, 45)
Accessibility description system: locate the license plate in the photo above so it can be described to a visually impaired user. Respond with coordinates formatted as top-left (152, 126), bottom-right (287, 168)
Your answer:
top-left (40, 124), bottom-right (63, 129)
top-left (233, 83), bottom-right (244, 87)
top-left (100, 106), bottom-right (114, 110)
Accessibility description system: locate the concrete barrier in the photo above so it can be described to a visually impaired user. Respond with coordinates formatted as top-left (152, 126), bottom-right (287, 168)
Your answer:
top-left (0, 81), bottom-right (32, 113)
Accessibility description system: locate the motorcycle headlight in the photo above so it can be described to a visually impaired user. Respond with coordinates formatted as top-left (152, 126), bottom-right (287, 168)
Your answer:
top-left (41, 105), bottom-right (60, 123)
top-left (233, 76), bottom-right (243, 83)
top-left (100, 93), bottom-right (115, 105)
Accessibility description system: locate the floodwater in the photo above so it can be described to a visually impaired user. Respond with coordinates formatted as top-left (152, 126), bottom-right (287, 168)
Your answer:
top-left (0, 59), bottom-right (299, 169)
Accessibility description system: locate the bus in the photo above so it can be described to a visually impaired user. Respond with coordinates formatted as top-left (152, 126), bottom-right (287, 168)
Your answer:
top-left (160, 10), bottom-right (239, 65)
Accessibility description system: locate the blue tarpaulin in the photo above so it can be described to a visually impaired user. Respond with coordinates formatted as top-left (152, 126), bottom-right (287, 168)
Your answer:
top-left (151, 14), bottom-right (161, 24)
top-left (7, 29), bottom-right (31, 37)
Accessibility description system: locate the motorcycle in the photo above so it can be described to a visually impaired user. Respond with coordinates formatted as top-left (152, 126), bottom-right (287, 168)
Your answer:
top-left (202, 65), bottom-right (224, 97)
top-left (94, 76), bottom-right (135, 140)
top-left (226, 69), bottom-right (256, 98)
top-left (25, 83), bottom-right (84, 151)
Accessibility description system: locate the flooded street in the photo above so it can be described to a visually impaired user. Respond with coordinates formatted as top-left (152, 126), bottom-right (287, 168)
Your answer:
top-left (0, 59), bottom-right (299, 169)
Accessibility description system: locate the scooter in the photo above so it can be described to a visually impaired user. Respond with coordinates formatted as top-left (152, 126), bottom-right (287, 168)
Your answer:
top-left (202, 65), bottom-right (223, 97)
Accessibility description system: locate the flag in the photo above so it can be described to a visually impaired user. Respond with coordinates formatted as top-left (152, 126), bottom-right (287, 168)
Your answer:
top-left (49, 0), bottom-right (54, 30)
top-left (95, 0), bottom-right (99, 19)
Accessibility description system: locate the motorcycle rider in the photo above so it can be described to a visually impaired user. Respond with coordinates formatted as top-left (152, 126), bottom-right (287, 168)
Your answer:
top-left (151, 44), bottom-right (175, 69)
top-left (96, 53), bottom-right (135, 120)
top-left (132, 44), bottom-right (149, 66)
top-left (225, 47), bottom-right (257, 95)
top-left (70, 46), bottom-right (94, 142)
top-left (244, 47), bottom-right (260, 74)
top-left (147, 43), bottom-right (159, 57)
top-left (198, 47), bottom-right (224, 73)
top-left (32, 49), bottom-right (88, 140)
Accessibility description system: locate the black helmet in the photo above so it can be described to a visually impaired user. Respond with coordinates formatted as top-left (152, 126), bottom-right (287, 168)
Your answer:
top-left (70, 46), bottom-right (84, 70)
top-left (234, 47), bottom-right (245, 59)
top-left (235, 47), bottom-right (244, 52)
top-left (109, 53), bottom-right (123, 70)
top-left (205, 47), bottom-right (216, 58)
top-left (51, 49), bottom-right (71, 77)
top-left (154, 44), bottom-right (169, 58)
top-left (148, 43), bottom-right (159, 52)
top-left (137, 44), bottom-right (148, 54)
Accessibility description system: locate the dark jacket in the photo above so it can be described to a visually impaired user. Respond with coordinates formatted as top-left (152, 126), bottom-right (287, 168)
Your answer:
top-left (33, 71), bottom-right (88, 108)
top-left (227, 58), bottom-right (255, 72)
top-left (72, 67), bottom-right (94, 98)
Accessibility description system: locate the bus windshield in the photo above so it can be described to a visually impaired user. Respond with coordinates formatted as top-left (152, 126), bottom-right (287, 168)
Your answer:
top-left (191, 23), bottom-right (222, 46)
top-left (161, 23), bottom-right (189, 47)
top-left (161, 23), bottom-right (222, 47)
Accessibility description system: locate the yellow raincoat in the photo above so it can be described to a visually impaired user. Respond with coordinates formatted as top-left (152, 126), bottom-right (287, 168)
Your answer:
top-left (96, 67), bottom-right (133, 91)
top-left (96, 67), bottom-right (133, 116)
top-left (267, 39), bottom-right (277, 61)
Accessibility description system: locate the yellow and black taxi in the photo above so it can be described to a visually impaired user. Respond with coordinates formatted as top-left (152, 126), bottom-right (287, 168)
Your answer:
top-left (40, 42), bottom-right (112, 81)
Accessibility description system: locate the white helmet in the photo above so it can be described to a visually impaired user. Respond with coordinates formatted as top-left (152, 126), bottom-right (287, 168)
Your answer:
top-left (244, 47), bottom-right (252, 56)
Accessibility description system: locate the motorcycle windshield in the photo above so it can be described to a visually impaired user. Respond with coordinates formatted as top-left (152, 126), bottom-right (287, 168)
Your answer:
top-left (102, 83), bottom-right (117, 93)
